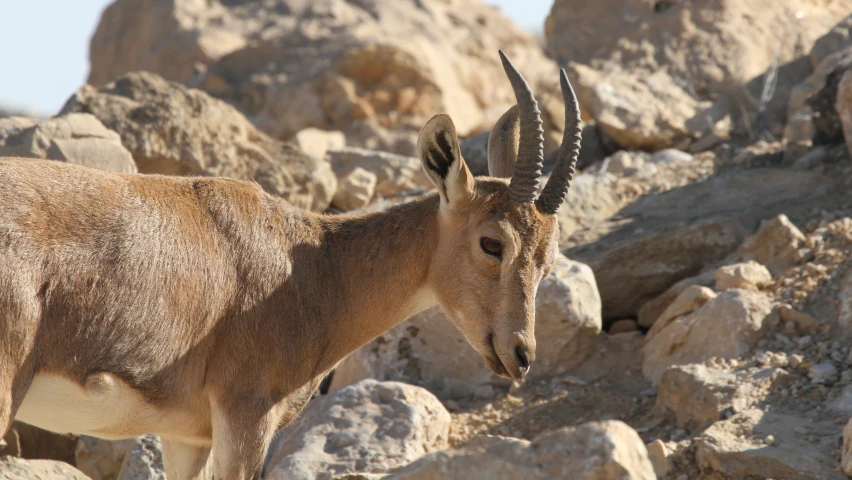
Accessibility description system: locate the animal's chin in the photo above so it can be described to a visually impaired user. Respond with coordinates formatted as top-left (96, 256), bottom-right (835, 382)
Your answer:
top-left (483, 333), bottom-right (513, 379)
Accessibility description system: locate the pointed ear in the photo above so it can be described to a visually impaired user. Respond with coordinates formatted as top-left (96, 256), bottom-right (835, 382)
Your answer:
top-left (418, 114), bottom-right (474, 207)
top-left (487, 105), bottom-right (520, 178)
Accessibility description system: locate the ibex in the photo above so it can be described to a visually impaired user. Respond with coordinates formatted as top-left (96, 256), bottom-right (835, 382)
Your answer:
top-left (0, 51), bottom-right (582, 479)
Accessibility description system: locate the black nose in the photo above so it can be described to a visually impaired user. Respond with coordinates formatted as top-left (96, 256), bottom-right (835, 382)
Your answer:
top-left (516, 345), bottom-right (530, 370)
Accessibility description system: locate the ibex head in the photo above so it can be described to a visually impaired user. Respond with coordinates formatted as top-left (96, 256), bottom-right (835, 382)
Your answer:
top-left (417, 51), bottom-right (582, 380)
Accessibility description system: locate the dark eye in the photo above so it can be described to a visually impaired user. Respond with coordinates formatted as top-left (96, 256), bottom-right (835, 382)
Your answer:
top-left (480, 237), bottom-right (503, 258)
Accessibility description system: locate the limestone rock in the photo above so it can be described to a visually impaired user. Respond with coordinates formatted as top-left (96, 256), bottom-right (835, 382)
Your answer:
top-left (735, 214), bottom-right (806, 275)
top-left (647, 285), bottom-right (717, 338)
top-left (789, 47), bottom-right (852, 122)
top-left (333, 167), bottom-right (377, 211)
top-left (294, 128), bottom-right (346, 161)
top-left (812, 14), bottom-right (852, 68)
top-left (0, 113), bottom-right (136, 173)
top-left (116, 436), bottom-right (165, 480)
top-left (645, 440), bottom-right (671, 479)
top-left (637, 271), bottom-right (716, 329)
top-left (566, 64), bottom-right (699, 151)
top-left (566, 168), bottom-right (833, 320)
top-left (696, 409), bottom-right (843, 480)
top-left (328, 148), bottom-right (431, 199)
top-left (75, 436), bottom-right (135, 480)
top-left (715, 261), bottom-right (773, 291)
top-left (88, 0), bottom-right (565, 158)
top-left (329, 254), bottom-right (602, 397)
top-left (547, 0), bottom-right (852, 102)
top-left (656, 364), bottom-right (775, 430)
top-left (642, 290), bottom-right (773, 383)
top-left (553, 173), bottom-right (621, 245)
top-left (0, 117), bottom-right (37, 145)
top-left (387, 420), bottom-right (656, 480)
top-left (264, 380), bottom-right (450, 480)
top-left (60, 72), bottom-right (336, 212)
top-left (0, 457), bottom-right (91, 480)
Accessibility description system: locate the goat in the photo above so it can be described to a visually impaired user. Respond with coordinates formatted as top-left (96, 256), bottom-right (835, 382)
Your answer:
top-left (0, 51), bottom-right (582, 479)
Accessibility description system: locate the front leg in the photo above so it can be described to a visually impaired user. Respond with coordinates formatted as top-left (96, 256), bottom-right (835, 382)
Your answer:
top-left (210, 395), bottom-right (280, 480)
top-left (161, 439), bottom-right (211, 480)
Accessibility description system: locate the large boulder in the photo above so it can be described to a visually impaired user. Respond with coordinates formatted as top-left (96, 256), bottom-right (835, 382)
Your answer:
top-left (87, 0), bottom-right (565, 157)
top-left (565, 64), bottom-right (701, 151)
top-left (566, 168), bottom-right (835, 320)
top-left (547, 1), bottom-right (852, 148)
top-left (547, 0), bottom-right (852, 99)
top-left (264, 380), bottom-right (450, 480)
top-left (696, 409), bottom-right (844, 480)
top-left (328, 254), bottom-right (602, 398)
top-left (327, 148), bottom-right (432, 199)
top-left (386, 420), bottom-right (656, 480)
top-left (0, 113), bottom-right (136, 173)
top-left (0, 457), bottom-right (91, 480)
top-left (642, 289), bottom-right (773, 383)
top-left (59, 72), bottom-right (336, 212)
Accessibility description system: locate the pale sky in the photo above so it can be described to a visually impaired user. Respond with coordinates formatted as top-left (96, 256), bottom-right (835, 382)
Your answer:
top-left (0, 0), bottom-right (552, 116)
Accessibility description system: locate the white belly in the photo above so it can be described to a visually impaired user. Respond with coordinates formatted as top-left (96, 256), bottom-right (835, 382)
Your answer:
top-left (15, 373), bottom-right (209, 445)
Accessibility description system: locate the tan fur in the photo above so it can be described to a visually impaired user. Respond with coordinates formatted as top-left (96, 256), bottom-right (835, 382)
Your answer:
top-left (0, 111), bottom-right (559, 479)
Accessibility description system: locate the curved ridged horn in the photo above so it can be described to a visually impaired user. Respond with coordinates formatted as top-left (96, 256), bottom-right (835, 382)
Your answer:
top-left (536, 69), bottom-right (582, 214)
top-left (498, 50), bottom-right (544, 203)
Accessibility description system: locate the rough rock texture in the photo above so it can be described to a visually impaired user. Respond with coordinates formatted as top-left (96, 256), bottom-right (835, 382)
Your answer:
top-left (811, 14), bottom-right (852, 68)
top-left (0, 113), bottom-right (136, 173)
top-left (332, 167), bottom-right (377, 211)
top-left (566, 63), bottom-right (700, 151)
top-left (88, 0), bottom-right (566, 157)
top-left (264, 380), bottom-right (450, 480)
top-left (0, 117), bottom-right (37, 146)
top-left (637, 271), bottom-right (716, 329)
top-left (75, 436), bottom-right (135, 480)
top-left (294, 128), bottom-right (346, 162)
top-left (715, 261), bottom-right (773, 291)
top-left (735, 214), bottom-right (806, 275)
top-left (546, 0), bottom-right (852, 100)
top-left (696, 409), bottom-right (843, 480)
top-left (0, 457), bottom-right (91, 480)
top-left (116, 436), bottom-right (165, 480)
top-left (328, 255), bottom-right (601, 397)
top-left (645, 440), bottom-right (671, 479)
top-left (387, 420), bottom-right (656, 480)
top-left (642, 290), bottom-right (773, 383)
top-left (327, 148), bottom-right (431, 199)
top-left (60, 71), bottom-right (336, 211)
top-left (647, 285), bottom-right (716, 337)
top-left (567, 168), bottom-right (834, 320)
top-left (553, 173), bottom-right (621, 245)
top-left (655, 364), bottom-right (785, 431)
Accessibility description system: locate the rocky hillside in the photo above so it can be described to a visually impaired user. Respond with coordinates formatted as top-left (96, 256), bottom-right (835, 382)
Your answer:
top-left (5, 1), bottom-right (852, 479)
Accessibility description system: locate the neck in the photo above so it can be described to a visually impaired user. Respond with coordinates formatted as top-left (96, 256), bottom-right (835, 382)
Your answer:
top-left (308, 194), bottom-right (441, 373)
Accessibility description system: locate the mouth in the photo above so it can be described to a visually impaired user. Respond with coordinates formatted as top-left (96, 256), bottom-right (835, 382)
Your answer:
top-left (484, 332), bottom-right (519, 379)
